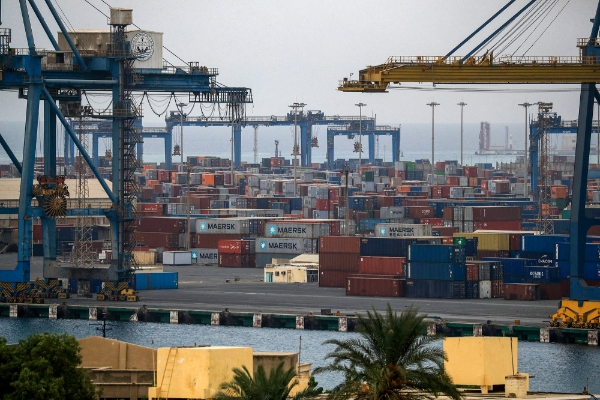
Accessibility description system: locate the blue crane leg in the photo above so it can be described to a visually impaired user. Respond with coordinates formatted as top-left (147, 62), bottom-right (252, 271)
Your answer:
top-left (327, 132), bottom-right (335, 170)
top-left (43, 100), bottom-right (56, 262)
top-left (14, 82), bottom-right (42, 283)
top-left (93, 133), bottom-right (100, 168)
top-left (165, 134), bottom-right (172, 170)
top-left (234, 123), bottom-right (242, 168)
top-left (299, 123), bottom-right (307, 167)
top-left (137, 141), bottom-right (143, 165)
top-left (26, 0), bottom-right (60, 51)
top-left (368, 134), bottom-right (375, 164)
top-left (392, 132), bottom-right (399, 163)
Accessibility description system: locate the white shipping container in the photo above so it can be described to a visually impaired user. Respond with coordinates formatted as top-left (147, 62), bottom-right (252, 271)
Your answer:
top-left (195, 218), bottom-right (250, 234)
top-left (300, 172), bottom-right (314, 183)
top-left (374, 223), bottom-right (432, 237)
top-left (361, 182), bottom-right (375, 192)
top-left (449, 187), bottom-right (464, 198)
top-left (395, 161), bottom-right (406, 171)
top-left (479, 280), bottom-right (492, 298)
top-left (445, 164), bottom-right (457, 175)
top-left (265, 222), bottom-right (330, 238)
top-left (191, 248), bottom-right (219, 264)
top-left (259, 179), bottom-right (269, 190)
top-left (248, 176), bottom-right (260, 187)
top-left (312, 210), bottom-right (329, 219)
top-left (459, 176), bottom-right (469, 187)
top-left (380, 207), bottom-right (405, 219)
top-left (315, 187), bottom-right (329, 200)
top-left (163, 251), bottom-right (192, 266)
top-left (256, 238), bottom-right (316, 254)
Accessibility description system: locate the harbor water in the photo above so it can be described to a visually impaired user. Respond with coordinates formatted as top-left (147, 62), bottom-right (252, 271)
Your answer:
top-left (1, 317), bottom-right (599, 393)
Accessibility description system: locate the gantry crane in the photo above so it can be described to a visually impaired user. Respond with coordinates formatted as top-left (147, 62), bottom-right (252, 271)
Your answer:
top-left (339, 1), bottom-right (600, 326)
top-left (0, 3), bottom-right (251, 286)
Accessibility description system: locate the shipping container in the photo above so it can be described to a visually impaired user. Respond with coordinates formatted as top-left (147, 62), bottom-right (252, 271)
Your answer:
top-left (319, 236), bottom-right (361, 254)
top-left (503, 283), bottom-right (540, 301)
top-left (195, 218), bottom-right (250, 234)
top-left (256, 238), bottom-right (316, 254)
top-left (405, 279), bottom-right (465, 299)
top-left (195, 234), bottom-right (243, 249)
top-left (478, 280), bottom-right (491, 298)
top-left (539, 283), bottom-right (563, 300)
top-left (265, 221), bottom-right (329, 238)
top-left (134, 272), bottom-right (178, 290)
top-left (375, 223), bottom-right (432, 237)
top-left (408, 244), bottom-right (466, 263)
top-left (346, 276), bottom-right (406, 297)
top-left (218, 240), bottom-right (254, 254)
top-left (218, 253), bottom-right (256, 268)
top-left (491, 280), bottom-right (504, 298)
top-left (319, 270), bottom-right (350, 288)
top-left (524, 266), bottom-right (560, 283)
top-left (191, 248), bottom-right (219, 264)
top-left (359, 256), bottom-right (405, 276)
top-left (319, 253), bottom-right (360, 272)
top-left (407, 262), bottom-right (466, 281)
top-left (163, 251), bottom-right (192, 265)
top-left (466, 281), bottom-right (479, 299)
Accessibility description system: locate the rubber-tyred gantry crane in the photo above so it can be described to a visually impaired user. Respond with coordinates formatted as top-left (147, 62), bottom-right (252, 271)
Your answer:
top-left (339, 1), bottom-right (600, 327)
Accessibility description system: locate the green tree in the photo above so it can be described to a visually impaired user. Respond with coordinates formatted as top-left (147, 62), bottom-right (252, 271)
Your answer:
top-left (315, 305), bottom-right (462, 400)
top-left (215, 361), bottom-right (322, 400)
top-left (0, 332), bottom-right (98, 400)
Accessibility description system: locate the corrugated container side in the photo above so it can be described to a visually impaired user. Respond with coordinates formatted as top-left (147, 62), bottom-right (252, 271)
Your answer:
top-left (346, 276), bottom-right (406, 297)
top-left (408, 244), bottom-right (466, 263)
top-left (359, 256), bottom-right (405, 276)
top-left (407, 262), bottom-right (466, 281)
top-left (503, 283), bottom-right (540, 300)
top-left (319, 270), bottom-right (349, 288)
top-left (319, 236), bottom-right (361, 253)
top-left (135, 272), bottom-right (178, 290)
top-left (320, 253), bottom-right (360, 272)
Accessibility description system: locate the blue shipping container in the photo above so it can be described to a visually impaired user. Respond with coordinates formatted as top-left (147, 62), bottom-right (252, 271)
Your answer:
top-left (408, 245), bottom-right (466, 263)
top-left (521, 235), bottom-right (569, 253)
top-left (134, 272), bottom-right (178, 290)
top-left (555, 243), bottom-right (600, 262)
top-left (407, 262), bottom-right (466, 281)
top-left (524, 266), bottom-right (560, 283)
top-left (482, 257), bottom-right (537, 276)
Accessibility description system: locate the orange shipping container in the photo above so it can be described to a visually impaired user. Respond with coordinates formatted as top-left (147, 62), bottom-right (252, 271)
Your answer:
top-left (202, 174), bottom-right (216, 186)
top-left (359, 256), bottom-right (405, 276)
top-left (551, 185), bottom-right (568, 199)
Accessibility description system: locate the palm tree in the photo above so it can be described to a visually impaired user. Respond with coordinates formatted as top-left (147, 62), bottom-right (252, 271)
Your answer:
top-left (315, 304), bottom-right (462, 400)
top-left (215, 361), bottom-right (323, 400)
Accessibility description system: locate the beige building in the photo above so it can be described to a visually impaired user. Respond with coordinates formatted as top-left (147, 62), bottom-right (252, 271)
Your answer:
top-left (264, 254), bottom-right (319, 283)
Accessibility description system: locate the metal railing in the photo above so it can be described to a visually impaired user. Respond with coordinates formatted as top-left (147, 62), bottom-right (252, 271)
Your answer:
top-left (161, 61), bottom-right (218, 75)
top-left (577, 38), bottom-right (600, 47)
top-left (383, 54), bottom-right (599, 67)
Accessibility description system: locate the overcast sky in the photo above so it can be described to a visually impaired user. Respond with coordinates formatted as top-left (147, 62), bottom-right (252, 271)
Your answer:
top-left (1, 1), bottom-right (597, 126)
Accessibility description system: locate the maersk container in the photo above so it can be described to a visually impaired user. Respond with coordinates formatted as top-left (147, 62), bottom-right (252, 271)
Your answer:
top-left (555, 243), bottom-right (600, 262)
top-left (374, 223), bottom-right (432, 238)
top-left (236, 209), bottom-right (284, 218)
top-left (134, 272), bottom-right (178, 290)
top-left (264, 222), bottom-right (329, 238)
top-left (407, 262), bottom-right (466, 281)
top-left (163, 251), bottom-right (192, 265)
top-left (521, 234), bottom-right (569, 253)
top-left (256, 238), bottom-right (316, 254)
top-left (191, 248), bottom-right (218, 264)
top-left (408, 245), bottom-right (466, 263)
top-left (195, 218), bottom-right (250, 234)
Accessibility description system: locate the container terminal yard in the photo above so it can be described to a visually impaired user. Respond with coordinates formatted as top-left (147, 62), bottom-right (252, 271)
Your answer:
top-left (2, 0), bottom-right (600, 351)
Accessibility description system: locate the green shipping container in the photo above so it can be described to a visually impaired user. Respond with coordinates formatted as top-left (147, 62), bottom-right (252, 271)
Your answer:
top-left (562, 208), bottom-right (571, 219)
top-left (434, 170), bottom-right (445, 176)
top-left (261, 158), bottom-right (271, 168)
top-left (406, 162), bottom-right (416, 171)
top-left (361, 171), bottom-right (375, 182)
top-left (454, 237), bottom-right (467, 246)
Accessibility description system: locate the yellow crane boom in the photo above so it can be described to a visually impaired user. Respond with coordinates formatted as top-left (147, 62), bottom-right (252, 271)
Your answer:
top-left (338, 39), bottom-right (600, 92)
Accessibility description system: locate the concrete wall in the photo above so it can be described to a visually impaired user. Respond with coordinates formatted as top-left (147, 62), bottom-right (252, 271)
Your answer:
top-left (86, 369), bottom-right (154, 400)
top-left (253, 352), bottom-right (298, 374)
top-left (78, 336), bottom-right (156, 370)
top-left (444, 337), bottom-right (518, 389)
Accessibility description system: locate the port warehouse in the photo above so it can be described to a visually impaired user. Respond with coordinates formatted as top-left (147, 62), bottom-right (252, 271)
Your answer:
top-left (1, 154), bottom-right (599, 300)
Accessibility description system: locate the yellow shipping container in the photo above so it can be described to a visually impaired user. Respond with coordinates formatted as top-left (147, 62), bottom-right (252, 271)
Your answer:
top-left (453, 232), bottom-right (510, 251)
top-left (132, 251), bottom-right (156, 266)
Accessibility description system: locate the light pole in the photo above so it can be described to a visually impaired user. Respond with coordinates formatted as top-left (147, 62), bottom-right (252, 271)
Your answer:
top-left (457, 102), bottom-right (467, 166)
top-left (177, 102), bottom-right (187, 167)
top-left (518, 102), bottom-right (533, 198)
top-left (355, 103), bottom-right (366, 171)
top-left (427, 102), bottom-right (439, 172)
top-left (289, 102), bottom-right (306, 196)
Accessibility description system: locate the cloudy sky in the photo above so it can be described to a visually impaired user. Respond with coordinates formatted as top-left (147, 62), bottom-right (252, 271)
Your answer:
top-left (1, 1), bottom-right (596, 127)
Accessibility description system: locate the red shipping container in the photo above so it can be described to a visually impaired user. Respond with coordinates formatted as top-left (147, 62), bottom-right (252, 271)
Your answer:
top-left (315, 199), bottom-right (329, 211)
top-left (473, 221), bottom-right (522, 231)
top-left (430, 186), bottom-right (443, 198)
top-left (328, 188), bottom-right (340, 202)
top-left (218, 253), bottom-right (256, 268)
top-left (136, 232), bottom-right (179, 248)
top-left (138, 203), bottom-right (163, 213)
top-left (539, 283), bottom-right (563, 300)
top-left (196, 233), bottom-right (243, 249)
top-left (359, 256), bottom-right (405, 276)
top-left (466, 264), bottom-right (479, 281)
top-left (463, 166), bottom-right (478, 177)
top-left (395, 171), bottom-right (406, 179)
top-left (420, 218), bottom-right (444, 227)
top-left (346, 276), bottom-right (406, 297)
top-left (503, 283), bottom-right (540, 301)
top-left (319, 236), bottom-right (361, 253)
top-left (472, 206), bottom-right (522, 221)
top-left (218, 240), bottom-right (253, 254)
top-left (446, 176), bottom-right (459, 186)
top-left (441, 186), bottom-right (451, 198)
top-left (491, 280), bottom-right (504, 298)
top-left (376, 196), bottom-right (395, 208)
top-left (406, 206), bottom-right (434, 218)
top-left (433, 226), bottom-right (459, 236)
top-left (319, 270), bottom-right (349, 288)
top-left (320, 253), bottom-right (360, 272)
top-left (137, 217), bottom-right (187, 233)
top-left (481, 180), bottom-right (489, 191)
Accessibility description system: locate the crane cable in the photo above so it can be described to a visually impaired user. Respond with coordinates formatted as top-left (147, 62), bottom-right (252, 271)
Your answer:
top-left (52, 0), bottom-right (75, 31)
top-left (520, 0), bottom-right (571, 56)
